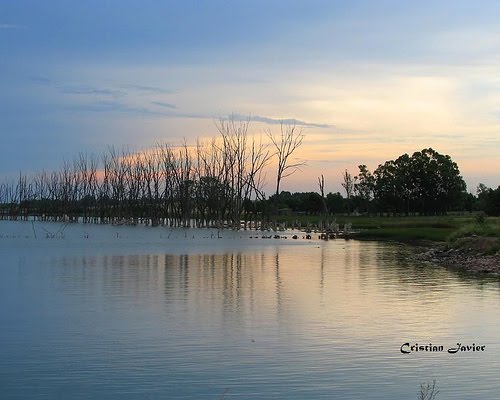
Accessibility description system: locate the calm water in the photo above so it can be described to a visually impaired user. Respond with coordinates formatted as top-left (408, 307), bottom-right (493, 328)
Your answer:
top-left (1, 221), bottom-right (499, 399)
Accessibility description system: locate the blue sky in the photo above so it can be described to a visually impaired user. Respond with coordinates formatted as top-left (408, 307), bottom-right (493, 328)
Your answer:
top-left (1, 0), bottom-right (499, 193)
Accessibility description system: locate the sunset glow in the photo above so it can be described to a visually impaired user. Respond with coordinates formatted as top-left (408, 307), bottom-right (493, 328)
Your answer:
top-left (1, 1), bottom-right (499, 194)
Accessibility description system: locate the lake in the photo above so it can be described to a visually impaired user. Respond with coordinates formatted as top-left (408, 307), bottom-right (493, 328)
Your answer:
top-left (1, 221), bottom-right (499, 399)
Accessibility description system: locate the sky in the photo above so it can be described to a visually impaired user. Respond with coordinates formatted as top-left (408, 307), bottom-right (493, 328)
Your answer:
top-left (1, 0), bottom-right (499, 195)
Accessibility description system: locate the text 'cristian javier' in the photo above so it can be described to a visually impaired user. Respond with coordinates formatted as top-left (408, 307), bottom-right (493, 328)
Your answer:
top-left (400, 343), bottom-right (486, 354)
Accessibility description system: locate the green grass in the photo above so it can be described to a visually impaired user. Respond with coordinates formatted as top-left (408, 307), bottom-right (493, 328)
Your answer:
top-left (353, 216), bottom-right (500, 253)
top-left (280, 214), bottom-right (500, 244)
top-left (447, 219), bottom-right (500, 241)
top-left (447, 218), bottom-right (500, 255)
top-left (350, 215), bottom-right (469, 242)
top-left (282, 214), bottom-right (469, 228)
top-left (356, 226), bottom-right (455, 242)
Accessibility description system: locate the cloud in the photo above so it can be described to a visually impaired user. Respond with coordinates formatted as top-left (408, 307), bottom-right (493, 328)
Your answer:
top-left (67, 101), bottom-right (331, 131)
top-left (69, 101), bottom-right (160, 115)
top-left (27, 76), bottom-right (127, 97)
top-left (120, 84), bottom-right (172, 94)
top-left (229, 113), bottom-right (332, 128)
top-left (151, 101), bottom-right (177, 109)
top-left (28, 76), bottom-right (52, 85)
top-left (0, 23), bottom-right (28, 30)
top-left (27, 76), bottom-right (171, 99)
top-left (66, 100), bottom-right (206, 120)
top-left (59, 85), bottom-right (125, 97)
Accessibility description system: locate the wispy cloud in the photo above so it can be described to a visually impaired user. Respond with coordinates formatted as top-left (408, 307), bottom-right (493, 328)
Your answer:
top-left (0, 23), bottom-right (28, 30)
top-left (67, 101), bottom-right (331, 129)
top-left (230, 113), bottom-right (332, 128)
top-left (68, 101), bottom-right (161, 115)
top-left (121, 84), bottom-right (172, 94)
top-left (66, 100), bottom-right (229, 122)
top-left (151, 101), bottom-right (177, 109)
top-left (59, 85), bottom-right (125, 97)
top-left (23, 73), bottom-right (330, 130)
top-left (28, 77), bottom-right (127, 98)
top-left (67, 101), bottom-right (204, 119)
top-left (28, 75), bottom-right (52, 85)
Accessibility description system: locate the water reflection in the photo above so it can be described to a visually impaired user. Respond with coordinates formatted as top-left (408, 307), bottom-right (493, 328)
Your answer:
top-left (47, 241), bottom-right (500, 340)
top-left (4, 239), bottom-right (499, 399)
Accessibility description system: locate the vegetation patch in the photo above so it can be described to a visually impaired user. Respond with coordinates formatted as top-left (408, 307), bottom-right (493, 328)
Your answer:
top-left (357, 227), bottom-right (455, 242)
top-left (448, 218), bottom-right (500, 241)
top-left (451, 237), bottom-right (500, 256)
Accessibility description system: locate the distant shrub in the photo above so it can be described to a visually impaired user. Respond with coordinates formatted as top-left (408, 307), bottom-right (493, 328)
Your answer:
top-left (475, 211), bottom-right (486, 225)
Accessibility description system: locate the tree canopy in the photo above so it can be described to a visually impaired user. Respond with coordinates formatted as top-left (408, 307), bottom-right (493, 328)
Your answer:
top-left (372, 148), bottom-right (466, 215)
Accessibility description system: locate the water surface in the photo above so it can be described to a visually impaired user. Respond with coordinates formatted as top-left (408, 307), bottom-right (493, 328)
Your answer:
top-left (1, 221), bottom-right (499, 399)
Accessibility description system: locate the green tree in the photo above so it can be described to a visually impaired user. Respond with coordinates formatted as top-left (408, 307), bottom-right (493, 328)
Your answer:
top-left (373, 160), bottom-right (399, 214)
top-left (410, 148), bottom-right (466, 214)
top-left (373, 148), bottom-right (466, 215)
top-left (477, 184), bottom-right (500, 216)
top-left (354, 164), bottom-right (374, 214)
top-left (326, 192), bottom-right (346, 214)
top-left (341, 170), bottom-right (354, 215)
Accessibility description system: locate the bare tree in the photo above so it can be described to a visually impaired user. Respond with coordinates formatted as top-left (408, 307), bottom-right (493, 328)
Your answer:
top-left (216, 116), bottom-right (249, 228)
top-left (245, 134), bottom-right (271, 202)
top-left (318, 174), bottom-right (328, 216)
top-left (0, 179), bottom-right (17, 219)
top-left (266, 121), bottom-right (305, 215)
top-left (75, 151), bottom-right (98, 222)
top-left (17, 172), bottom-right (29, 219)
top-left (157, 142), bottom-right (178, 226)
top-left (0, 116), bottom-right (302, 228)
top-left (167, 141), bottom-right (194, 227)
top-left (0, 181), bottom-right (6, 217)
top-left (242, 133), bottom-right (271, 227)
top-left (341, 169), bottom-right (354, 216)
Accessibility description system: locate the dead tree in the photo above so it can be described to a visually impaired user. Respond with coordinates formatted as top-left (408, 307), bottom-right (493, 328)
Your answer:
top-left (215, 116), bottom-right (251, 228)
top-left (318, 174), bottom-right (328, 216)
top-left (242, 134), bottom-right (271, 227)
top-left (266, 121), bottom-right (305, 216)
top-left (341, 169), bottom-right (354, 216)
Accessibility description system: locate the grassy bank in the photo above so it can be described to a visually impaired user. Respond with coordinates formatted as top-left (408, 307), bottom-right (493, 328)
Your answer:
top-left (350, 215), bottom-right (499, 253)
top-left (281, 214), bottom-right (469, 242)
top-left (282, 214), bottom-right (500, 251)
top-left (349, 216), bottom-right (462, 242)
top-left (447, 217), bottom-right (500, 255)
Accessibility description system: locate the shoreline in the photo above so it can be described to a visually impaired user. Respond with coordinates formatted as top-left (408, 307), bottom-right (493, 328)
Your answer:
top-left (2, 218), bottom-right (499, 275)
top-left (412, 238), bottom-right (500, 276)
top-left (355, 233), bottom-right (500, 276)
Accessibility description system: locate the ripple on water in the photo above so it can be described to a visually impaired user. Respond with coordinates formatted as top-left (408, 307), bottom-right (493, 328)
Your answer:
top-left (1, 222), bottom-right (500, 399)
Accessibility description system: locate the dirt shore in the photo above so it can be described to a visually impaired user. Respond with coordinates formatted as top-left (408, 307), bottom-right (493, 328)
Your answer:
top-left (414, 237), bottom-right (500, 275)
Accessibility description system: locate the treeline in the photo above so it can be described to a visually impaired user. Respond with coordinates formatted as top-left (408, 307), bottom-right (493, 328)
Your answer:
top-left (274, 149), bottom-right (498, 217)
top-left (1, 136), bottom-right (498, 225)
top-left (0, 119), bottom-right (275, 228)
top-left (475, 184), bottom-right (500, 216)
top-left (272, 185), bottom-right (500, 217)
top-left (342, 148), bottom-right (469, 216)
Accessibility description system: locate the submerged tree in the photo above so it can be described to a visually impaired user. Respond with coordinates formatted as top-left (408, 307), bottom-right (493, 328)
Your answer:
top-left (317, 174), bottom-right (328, 216)
top-left (0, 115), bottom-right (274, 227)
top-left (267, 121), bottom-right (305, 215)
